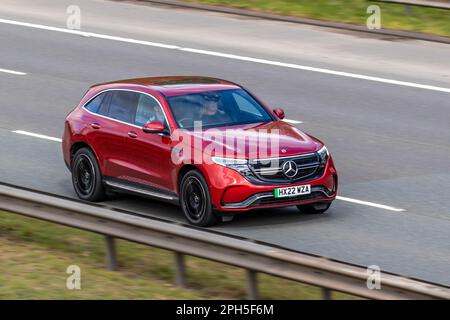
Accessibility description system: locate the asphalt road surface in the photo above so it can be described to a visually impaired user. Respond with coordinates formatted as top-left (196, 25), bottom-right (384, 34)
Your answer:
top-left (1, 0), bottom-right (450, 285)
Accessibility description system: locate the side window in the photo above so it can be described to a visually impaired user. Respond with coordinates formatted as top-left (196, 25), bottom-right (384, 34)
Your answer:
top-left (97, 92), bottom-right (112, 116)
top-left (135, 94), bottom-right (167, 127)
top-left (107, 91), bottom-right (139, 124)
top-left (85, 93), bottom-right (106, 113)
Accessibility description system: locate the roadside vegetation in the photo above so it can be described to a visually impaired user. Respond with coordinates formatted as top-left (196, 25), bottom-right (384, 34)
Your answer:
top-left (186, 0), bottom-right (450, 37)
top-left (0, 211), bottom-right (358, 299)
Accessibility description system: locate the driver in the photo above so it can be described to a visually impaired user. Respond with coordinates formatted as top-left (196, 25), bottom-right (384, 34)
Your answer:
top-left (201, 94), bottom-right (228, 125)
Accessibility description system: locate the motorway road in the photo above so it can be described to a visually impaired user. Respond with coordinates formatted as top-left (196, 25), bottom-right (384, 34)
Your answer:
top-left (1, 0), bottom-right (450, 285)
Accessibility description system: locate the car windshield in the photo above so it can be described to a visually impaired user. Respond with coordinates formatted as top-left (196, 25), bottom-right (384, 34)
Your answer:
top-left (166, 89), bottom-right (273, 129)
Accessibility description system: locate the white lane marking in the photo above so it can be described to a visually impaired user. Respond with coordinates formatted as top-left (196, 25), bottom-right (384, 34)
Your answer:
top-left (283, 119), bottom-right (303, 124)
top-left (12, 130), bottom-right (62, 142)
top-left (0, 18), bottom-right (449, 94)
top-left (0, 18), bottom-right (179, 49)
top-left (181, 48), bottom-right (450, 94)
top-left (12, 129), bottom-right (406, 212)
top-left (0, 68), bottom-right (26, 75)
top-left (337, 196), bottom-right (405, 212)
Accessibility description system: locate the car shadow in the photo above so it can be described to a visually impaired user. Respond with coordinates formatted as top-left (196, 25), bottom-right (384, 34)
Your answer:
top-left (104, 193), bottom-right (184, 222)
top-left (101, 192), bottom-right (332, 229)
top-left (217, 206), bottom-right (333, 229)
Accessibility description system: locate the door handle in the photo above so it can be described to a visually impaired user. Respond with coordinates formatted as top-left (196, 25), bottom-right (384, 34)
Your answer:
top-left (90, 123), bottom-right (101, 129)
top-left (128, 131), bottom-right (138, 139)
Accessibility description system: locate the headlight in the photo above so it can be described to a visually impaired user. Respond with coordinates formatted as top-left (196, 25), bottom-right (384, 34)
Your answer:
top-left (317, 146), bottom-right (329, 165)
top-left (211, 157), bottom-right (252, 176)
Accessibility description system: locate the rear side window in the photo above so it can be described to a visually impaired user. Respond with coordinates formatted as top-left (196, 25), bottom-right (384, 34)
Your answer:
top-left (98, 93), bottom-right (112, 116)
top-left (107, 91), bottom-right (139, 124)
top-left (84, 93), bottom-right (106, 113)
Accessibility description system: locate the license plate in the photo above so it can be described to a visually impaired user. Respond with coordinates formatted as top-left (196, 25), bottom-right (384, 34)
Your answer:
top-left (274, 185), bottom-right (311, 198)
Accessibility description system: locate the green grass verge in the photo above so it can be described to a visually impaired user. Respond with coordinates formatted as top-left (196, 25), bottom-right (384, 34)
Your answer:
top-left (0, 211), bottom-right (360, 299)
top-left (185, 0), bottom-right (450, 37)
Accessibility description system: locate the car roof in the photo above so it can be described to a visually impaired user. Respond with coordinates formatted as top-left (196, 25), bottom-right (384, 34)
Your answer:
top-left (91, 76), bottom-right (241, 97)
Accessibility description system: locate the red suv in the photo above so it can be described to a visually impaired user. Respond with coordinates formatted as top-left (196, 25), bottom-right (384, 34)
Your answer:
top-left (62, 76), bottom-right (337, 226)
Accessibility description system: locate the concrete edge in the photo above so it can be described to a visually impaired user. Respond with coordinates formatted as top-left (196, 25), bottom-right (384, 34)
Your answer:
top-left (120, 0), bottom-right (450, 44)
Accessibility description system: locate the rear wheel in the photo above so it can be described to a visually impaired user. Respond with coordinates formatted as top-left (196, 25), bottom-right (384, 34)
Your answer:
top-left (180, 170), bottom-right (219, 227)
top-left (72, 147), bottom-right (106, 202)
top-left (297, 202), bottom-right (331, 214)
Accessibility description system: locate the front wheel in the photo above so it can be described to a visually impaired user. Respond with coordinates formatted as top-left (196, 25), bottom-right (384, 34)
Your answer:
top-left (179, 170), bottom-right (219, 227)
top-left (297, 202), bottom-right (331, 214)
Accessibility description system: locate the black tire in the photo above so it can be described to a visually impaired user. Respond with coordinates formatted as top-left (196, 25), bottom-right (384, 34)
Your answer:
top-left (179, 170), bottom-right (219, 227)
top-left (297, 202), bottom-right (331, 214)
top-left (71, 147), bottom-right (106, 202)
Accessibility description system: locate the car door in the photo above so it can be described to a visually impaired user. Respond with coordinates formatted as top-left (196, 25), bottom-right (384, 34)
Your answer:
top-left (123, 92), bottom-right (175, 193)
top-left (84, 90), bottom-right (138, 179)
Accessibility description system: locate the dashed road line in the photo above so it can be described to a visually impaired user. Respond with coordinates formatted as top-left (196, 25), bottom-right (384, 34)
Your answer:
top-left (12, 130), bottom-right (62, 142)
top-left (0, 68), bottom-right (26, 75)
top-left (283, 119), bottom-right (303, 124)
top-left (337, 196), bottom-right (405, 212)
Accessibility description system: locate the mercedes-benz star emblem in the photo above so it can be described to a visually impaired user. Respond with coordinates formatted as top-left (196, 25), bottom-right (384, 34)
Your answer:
top-left (282, 160), bottom-right (298, 179)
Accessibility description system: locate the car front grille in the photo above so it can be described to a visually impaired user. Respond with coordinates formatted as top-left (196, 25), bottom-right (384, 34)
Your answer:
top-left (248, 153), bottom-right (322, 184)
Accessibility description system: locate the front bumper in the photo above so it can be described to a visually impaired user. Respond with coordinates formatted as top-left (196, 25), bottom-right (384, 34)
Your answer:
top-left (221, 186), bottom-right (334, 210)
top-left (205, 156), bottom-right (338, 212)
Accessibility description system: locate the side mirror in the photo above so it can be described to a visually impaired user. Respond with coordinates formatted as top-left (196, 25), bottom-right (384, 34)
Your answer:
top-left (273, 108), bottom-right (285, 120)
top-left (142, 121), bottom-right (165, 134)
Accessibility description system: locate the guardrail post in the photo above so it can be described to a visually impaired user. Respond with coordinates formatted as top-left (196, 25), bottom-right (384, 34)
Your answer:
top-left (246, 269), bottom-right (258, 300)
top-left (105, 235), bottom-right (118, 271)
top-left (322, 288), bottom-right (332, 300)
top-left (174, 252), bottom-right (187, 288)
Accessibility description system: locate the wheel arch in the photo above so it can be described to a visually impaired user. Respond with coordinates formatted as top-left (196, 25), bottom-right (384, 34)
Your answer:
top-left (70, 141), bottom-right (101, 171)
top-left (177, 164), bottom-right (209, 194)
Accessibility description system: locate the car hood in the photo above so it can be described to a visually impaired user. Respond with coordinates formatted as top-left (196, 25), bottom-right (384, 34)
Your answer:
top-left (183, 120), bottom-right (322, 159)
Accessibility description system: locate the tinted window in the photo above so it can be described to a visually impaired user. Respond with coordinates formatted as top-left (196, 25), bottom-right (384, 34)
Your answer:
top-left (135, 94), bottom-right (166, 127)
top-left (85, 93), bottom-right (106, 113)
top-left (107, 91), bottom-right (139, 124)
top-left (97, 92), bottom-right (112, 116)
top-left (166, 89), bottom-right (272, 129)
